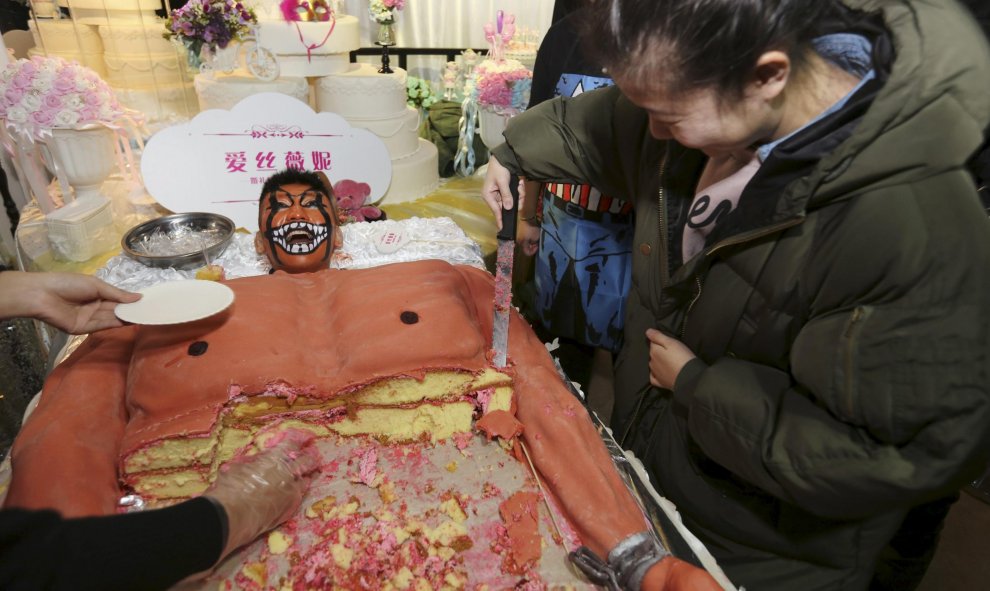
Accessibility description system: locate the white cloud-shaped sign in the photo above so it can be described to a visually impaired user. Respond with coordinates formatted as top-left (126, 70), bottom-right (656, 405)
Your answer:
top-left (141, 93), bottom-right (392, 232)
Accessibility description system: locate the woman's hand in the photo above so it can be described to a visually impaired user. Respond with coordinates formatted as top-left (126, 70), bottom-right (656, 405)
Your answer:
top-left (646, 328), bottom-right (697, 390)
top-left (0, 271), bottom-right (141, 334)
top-left (481, 156), bottom-right (528, 231)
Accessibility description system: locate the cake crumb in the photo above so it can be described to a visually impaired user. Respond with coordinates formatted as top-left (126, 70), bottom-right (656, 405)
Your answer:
top-left (330, 543), bottom-right (354, 568)
top-left (239, 562), bottom-right (266, 586)
top-left (267, 531), bottom-right (292, 555)
top-left (391, 566), bottom-right (414, 590)
top-left (441, 497), bottom-right (467, 523)
top-left (443, 571), bottom-right (467, 588)
top-left (379, 480), bottom-right (397, 504)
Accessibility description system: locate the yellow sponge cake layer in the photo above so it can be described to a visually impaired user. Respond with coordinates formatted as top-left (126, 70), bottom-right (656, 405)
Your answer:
top-left (228, 369), bottom-right (511, 421)
top-left (324, 402), bottom-right (476, 442)
top-left (128, 468), bottom-right (209, 499)
top-left (127, 398), bottom-right (484, 500)
top-left (122, 433), bottom-right (217, 473)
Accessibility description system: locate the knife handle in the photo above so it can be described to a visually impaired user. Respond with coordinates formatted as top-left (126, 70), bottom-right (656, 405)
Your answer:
top-left (498, 174), bottom-right (520, 241)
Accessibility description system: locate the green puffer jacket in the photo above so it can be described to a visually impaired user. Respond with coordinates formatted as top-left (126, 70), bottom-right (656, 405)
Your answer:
top-left (492, 0), bottom-right (990, 588)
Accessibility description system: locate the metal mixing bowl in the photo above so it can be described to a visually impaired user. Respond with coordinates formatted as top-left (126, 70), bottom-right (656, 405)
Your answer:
top-left (121, 212), bottom-right (235, 270)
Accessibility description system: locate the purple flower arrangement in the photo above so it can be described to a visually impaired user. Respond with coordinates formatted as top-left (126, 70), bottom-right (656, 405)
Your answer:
top-left (0, 56), bottom-right (128, 138)
top-left (164, 0), bottom-right (257, 63)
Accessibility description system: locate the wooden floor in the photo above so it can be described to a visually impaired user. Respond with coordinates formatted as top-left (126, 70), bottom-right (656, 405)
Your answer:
top-left (917, 490), bottom-right (990, 590)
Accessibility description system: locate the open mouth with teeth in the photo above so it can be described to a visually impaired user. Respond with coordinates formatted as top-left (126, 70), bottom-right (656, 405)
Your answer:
top-left (270, 221), bottom-right (329, 254)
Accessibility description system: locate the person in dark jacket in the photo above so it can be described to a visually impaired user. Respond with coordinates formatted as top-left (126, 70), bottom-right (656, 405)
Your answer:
top-left (482, 0), bottom-right (990, 589)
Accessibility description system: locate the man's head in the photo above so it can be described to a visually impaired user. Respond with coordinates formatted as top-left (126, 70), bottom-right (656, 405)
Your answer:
top-left (255, 169), bottom-right (343, 274)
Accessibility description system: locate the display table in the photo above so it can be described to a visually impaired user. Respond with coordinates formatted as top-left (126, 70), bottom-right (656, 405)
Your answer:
top-left (14, 175), bottom-right (497, 275)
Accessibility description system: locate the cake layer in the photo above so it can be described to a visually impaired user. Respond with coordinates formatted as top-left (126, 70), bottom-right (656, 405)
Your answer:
top-left (97, 19), bottom-right (175, 55)
top-left (125, 400), bottom-right (481, 499)
top-left (315, 62), bottom-right (409, 119)
top-left (382, 138), bottom-right (440, 205)
top-left (255, 14), bottom-right (359, 59)
top-left (128, 467), bottom-right (208, 499)
top-left (343, 106), bottom-right (421, 160)
top-left (27, 46), bottom-right (107, 77)
top-left (29, 20), bottom-right (102, 54)
top-left (123, 379), bottom-right (513, 475)
top-left (194, 72), bottom-right (310, 111)
top-left (113, 84), bottom-right (199, 121)
top-left (270, 52), bottom-right (351, 78)
top-left (103, 52), bottom-right (186, 87)
top-left (56, 0), bottom-right (160, 24)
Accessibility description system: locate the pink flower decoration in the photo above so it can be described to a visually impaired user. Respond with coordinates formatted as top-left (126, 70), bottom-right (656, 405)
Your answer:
top-left (4, 86), bottom-right (25, 105)
top-left (82, 90), bottom-right (103, 106)
top-left (0, 56), bottom-right (132, 137)
top-left (43, 94), bottom-right (62, 109)
top-left (30, 108), bottom-right (55, 127)
top-left (53, 77), bottom-right (76, 95)
top-left (11, 73), bottom-right (33, 90)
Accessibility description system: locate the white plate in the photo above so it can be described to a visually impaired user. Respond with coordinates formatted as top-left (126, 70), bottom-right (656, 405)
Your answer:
top-left (115, 280), bottom-right (235, 325)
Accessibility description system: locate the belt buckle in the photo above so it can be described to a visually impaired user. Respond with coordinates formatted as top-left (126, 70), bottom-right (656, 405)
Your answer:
top-left (564, 200), bottom-right (586, 219)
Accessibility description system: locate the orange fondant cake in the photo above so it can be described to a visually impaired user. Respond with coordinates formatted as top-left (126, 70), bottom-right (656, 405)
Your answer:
top-left (5, 260), bottom-right (662, 588)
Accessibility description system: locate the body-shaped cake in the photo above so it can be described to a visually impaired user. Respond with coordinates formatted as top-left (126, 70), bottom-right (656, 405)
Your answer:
top-left (7, 261), bottom-right (680, 588)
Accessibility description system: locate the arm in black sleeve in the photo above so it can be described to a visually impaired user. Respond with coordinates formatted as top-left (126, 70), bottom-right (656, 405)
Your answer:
top-left (0, 497), bottom-right (226, 591)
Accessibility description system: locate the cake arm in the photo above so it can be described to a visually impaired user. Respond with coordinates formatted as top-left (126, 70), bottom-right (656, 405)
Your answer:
top-left (5, 327), bottom-right (137, 517)
top-left (507, 313), bottom-right (725, 590)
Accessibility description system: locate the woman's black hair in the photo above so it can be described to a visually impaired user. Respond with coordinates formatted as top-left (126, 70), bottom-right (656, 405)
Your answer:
top-left (584, 0), bottom-right (844, 98)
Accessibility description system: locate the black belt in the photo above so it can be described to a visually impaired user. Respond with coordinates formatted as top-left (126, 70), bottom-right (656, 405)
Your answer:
top-left (549, 194), bottom-right (631, 223)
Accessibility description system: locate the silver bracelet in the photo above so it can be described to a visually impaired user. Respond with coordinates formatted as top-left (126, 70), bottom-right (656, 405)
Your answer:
top-left (568, 532), bottom-right (668, 590)
top-left (608, 532), bottom-right (669, 590)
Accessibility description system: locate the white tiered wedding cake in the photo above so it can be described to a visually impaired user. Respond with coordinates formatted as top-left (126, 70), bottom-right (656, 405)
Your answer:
top-left (193, 0), bottom-right (360, 111)
top-left (316, 63), bottom-right (439, 204)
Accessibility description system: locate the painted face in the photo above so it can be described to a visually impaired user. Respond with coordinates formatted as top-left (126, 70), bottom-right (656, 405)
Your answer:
top-left (255, 182), bottom-right (341, 273)
top-left (617, 76), bottom-right (776, 157)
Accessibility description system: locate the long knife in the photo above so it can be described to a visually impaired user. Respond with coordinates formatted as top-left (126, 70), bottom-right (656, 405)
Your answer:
top-left (491, 174), bottom-right (519, 368)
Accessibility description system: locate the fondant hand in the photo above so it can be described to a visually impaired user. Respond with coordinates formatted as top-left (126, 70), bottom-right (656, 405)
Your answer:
top-left (204, 429), bottom-right (321, 558)
top-left (0, 270), bottom-right (141, 334)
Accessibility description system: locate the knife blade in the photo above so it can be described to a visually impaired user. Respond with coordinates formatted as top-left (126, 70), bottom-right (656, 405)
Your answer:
top-left (491, 174), bottom-right (519, 368)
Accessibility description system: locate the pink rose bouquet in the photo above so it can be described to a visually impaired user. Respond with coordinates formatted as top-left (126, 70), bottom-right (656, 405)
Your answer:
top-left (0, 56), bottom-right (129, 138)
top-left (471, 59), bottom-right (532, 114)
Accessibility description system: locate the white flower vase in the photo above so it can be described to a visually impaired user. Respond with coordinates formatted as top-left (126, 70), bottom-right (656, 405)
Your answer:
top-left (43, 125), bottom-right (116, 203)
top-left (478, 106), bottom-right (512, 150)
top-left (40, 125), bottom-right (118, 262)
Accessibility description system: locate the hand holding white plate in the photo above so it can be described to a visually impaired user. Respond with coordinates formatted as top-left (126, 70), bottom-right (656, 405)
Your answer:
top-left (115, 280), bottom-right (235, 325)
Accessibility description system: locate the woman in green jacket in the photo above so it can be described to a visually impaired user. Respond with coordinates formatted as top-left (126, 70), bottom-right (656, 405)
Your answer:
top-left (483, 0), bottom-right (990, 589)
